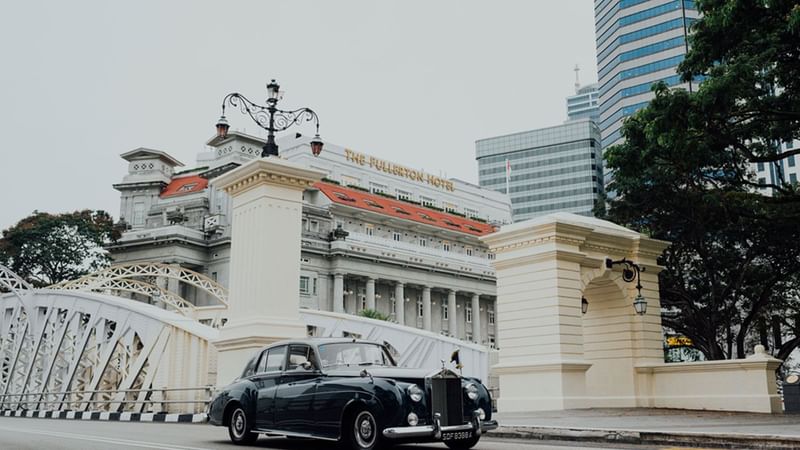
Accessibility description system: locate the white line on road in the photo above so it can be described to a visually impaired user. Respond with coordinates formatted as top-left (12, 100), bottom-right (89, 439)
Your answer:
top-left (0, 425), bottom-right (216, 450)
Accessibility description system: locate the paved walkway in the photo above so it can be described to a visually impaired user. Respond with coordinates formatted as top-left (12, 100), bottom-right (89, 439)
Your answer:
top-left (496, 408), bottom-right (800, 438)
top-left (492, 409), bottom-right (800, 449)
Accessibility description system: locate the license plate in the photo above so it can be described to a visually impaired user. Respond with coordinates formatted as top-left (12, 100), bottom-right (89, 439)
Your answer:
top-left (442, 430), bottom-right (474, 441)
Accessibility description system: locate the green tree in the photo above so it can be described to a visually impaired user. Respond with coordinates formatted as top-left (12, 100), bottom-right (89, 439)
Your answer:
top-left (0, 210), bottom-right (120, 287)
top-left (603, 0), bottom-right (800, 361)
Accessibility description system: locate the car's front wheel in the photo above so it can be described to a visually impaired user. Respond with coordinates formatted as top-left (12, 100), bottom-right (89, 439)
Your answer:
top-left (228, 406), bottom-right (258, 445)
top-left (343, 408), bottom-right (380, 450)
top-left (445, 435), bottom-right (481, 450)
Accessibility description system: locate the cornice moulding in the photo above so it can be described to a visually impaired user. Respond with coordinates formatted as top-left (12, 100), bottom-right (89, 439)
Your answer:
top-left (211, 157), bottom-right (326, 197)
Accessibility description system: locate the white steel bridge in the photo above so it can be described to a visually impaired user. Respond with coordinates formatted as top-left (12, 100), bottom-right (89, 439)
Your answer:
top-left (1, 263), bottom-right (490, 414)
top-left (0, 264), bottom-right (222, 413)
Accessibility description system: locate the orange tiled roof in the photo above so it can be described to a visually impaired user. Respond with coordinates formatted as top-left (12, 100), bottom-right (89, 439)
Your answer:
top-left (160, 175), bottom-right (208, 198)
top-left (314, 182), bottom-right (496, 236)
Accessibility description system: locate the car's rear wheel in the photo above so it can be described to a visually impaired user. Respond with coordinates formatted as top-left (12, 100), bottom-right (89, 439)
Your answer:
top-left (445, 435), bottom-right (480, 450)
top-left (228, 406), bottom-right (258, 445)
top-left (343, 408), bottom-right (380, 450)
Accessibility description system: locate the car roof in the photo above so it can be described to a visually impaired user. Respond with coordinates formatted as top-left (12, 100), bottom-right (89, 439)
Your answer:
top-left (258, 337), bottom-right (382, 352)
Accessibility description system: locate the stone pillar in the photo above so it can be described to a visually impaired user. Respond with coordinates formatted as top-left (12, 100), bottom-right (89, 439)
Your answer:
top-left (448, 290), bottom-right (457, 338)
top-left (211, 158), bottom-right (324, 386)
top-left (422, 286), bottom-right (432, 331)
top-left (394, 282), bottom-right (405, 326)
top-left (366, 278), bottom-right (376, 311)
top-left (333, 273), bottom-right (344, 313)
top-left (471, 293), bottom-right (481, 344)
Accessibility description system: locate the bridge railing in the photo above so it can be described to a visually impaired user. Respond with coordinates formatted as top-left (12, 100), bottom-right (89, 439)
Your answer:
top-left (0, 386), bottom-right (214, 414)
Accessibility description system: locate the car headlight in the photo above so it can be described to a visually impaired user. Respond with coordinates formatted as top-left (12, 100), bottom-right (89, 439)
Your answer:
top-left (407, 384), bottom-right (423, 402)
top-left (465, 382), bottom-right (479, 401)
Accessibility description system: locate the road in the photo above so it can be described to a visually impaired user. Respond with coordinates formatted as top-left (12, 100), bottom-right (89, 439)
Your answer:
top-left (0, 417), bottom-right (701, 450)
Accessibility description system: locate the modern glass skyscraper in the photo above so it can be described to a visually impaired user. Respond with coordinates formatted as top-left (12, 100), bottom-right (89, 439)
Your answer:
top-left (567, 83), bottom-right (600, 122)
top-left (595, 0), bottom-right (698, 150)
top-left (475, 119), bottom-right (603, 222)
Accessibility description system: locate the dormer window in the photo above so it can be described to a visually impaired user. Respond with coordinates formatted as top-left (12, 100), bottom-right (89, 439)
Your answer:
top-left (177, 182), bottom-right (198, 193)
top-left (442, 219), bottom-right (461, 228)
top-left (334, 192), bottom-right (357, 202)
top-left (364, 199), bottom-right (383, 209)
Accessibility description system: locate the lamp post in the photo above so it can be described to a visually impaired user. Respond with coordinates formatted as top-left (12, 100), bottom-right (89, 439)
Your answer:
top-left (605, 258), bottom-right (647, 315)
top-left (215, 79), bottom-right (324, 158)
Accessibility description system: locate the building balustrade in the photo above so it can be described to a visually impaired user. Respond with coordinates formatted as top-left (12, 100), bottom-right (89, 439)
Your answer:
top-left (118, 224), bottom-right (208, 244)
top-left (332, 232), bottom-right (495, 278)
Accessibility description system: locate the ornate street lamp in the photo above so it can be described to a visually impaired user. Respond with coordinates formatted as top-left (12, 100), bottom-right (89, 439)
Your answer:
top-left (605, 258), bottom-right (647, 315)
top-left (215, 79), bottom-right (323, 158)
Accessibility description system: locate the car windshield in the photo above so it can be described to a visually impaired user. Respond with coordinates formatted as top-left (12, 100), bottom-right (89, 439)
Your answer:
top-left (317, 342), bottom-right (396, 368)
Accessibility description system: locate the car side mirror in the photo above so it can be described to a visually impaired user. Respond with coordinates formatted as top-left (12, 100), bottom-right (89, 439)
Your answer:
top-left (301, 361), bottom-right (313, 371)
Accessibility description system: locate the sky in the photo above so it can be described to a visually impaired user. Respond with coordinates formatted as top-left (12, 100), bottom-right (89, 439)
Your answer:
top-left (0, 0), bottom-right (597, 230)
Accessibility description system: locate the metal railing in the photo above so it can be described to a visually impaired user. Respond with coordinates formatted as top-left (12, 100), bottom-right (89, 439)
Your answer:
top-left (0, 386), bottom-right (214, 414)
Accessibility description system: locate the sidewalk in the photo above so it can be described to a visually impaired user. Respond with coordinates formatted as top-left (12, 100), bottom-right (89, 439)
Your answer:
top-left (491, 408), bottom-right (800, 449)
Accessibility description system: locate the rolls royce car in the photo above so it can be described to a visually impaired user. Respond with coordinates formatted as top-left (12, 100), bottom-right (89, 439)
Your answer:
top-left (207, 338), bottom-right (497, 449)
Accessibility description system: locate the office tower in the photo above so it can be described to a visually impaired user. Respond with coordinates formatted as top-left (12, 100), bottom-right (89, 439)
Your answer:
top-left (595, 0), bottom-right (698, 150)
top-left (476, 119), bottom-right (603, 222)
top-left (567, 66), bottom-right (600, 122)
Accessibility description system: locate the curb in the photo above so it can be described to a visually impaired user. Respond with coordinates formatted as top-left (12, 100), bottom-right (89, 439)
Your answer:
top-left (1, 409), bottom-right (207, 424)
top-left (488, 426), bottom-right (800, 450)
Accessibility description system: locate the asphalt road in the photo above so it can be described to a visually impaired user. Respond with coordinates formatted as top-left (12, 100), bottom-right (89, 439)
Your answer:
top-left (0, 417), bottom-right (696, 450)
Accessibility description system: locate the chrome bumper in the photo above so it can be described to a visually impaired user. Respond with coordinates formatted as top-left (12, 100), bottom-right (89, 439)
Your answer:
top-left (382, 412), bottom-right (498, 440)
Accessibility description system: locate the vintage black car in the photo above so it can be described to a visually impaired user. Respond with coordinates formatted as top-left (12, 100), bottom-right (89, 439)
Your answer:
top-left (207, 338), bottom-right (497, 449)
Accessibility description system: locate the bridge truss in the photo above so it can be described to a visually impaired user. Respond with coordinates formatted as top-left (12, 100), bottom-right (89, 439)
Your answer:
top-left (0, 264), bottom-right (220, 413)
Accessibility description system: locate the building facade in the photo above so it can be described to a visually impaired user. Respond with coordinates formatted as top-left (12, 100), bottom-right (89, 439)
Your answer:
top-left (595, 0), bottom-right (698, 150)
top-left (754, 139), bottom-right (800, 194)
top-left (108, 133), bottom-right (511, 347)
top-left (567, 83), bottom-right (600, 122)
top-left (475, 119), bottom-right (603, 222)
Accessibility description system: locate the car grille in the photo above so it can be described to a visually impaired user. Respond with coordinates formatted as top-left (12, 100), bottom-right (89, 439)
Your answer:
top-left (430, 377), bottom-right (464, 426)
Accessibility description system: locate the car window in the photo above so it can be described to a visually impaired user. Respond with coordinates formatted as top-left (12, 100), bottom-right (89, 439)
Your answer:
top-left (317, 343), bottom-right (395, 368)
top-left (256, 349), bottom-right (270, 374)
top-left (286, 345), bottom-right (315, 371)
top-left (241, 354), bottom-right (259, 378)
top-left (265, 346), bottom-right (287, 372)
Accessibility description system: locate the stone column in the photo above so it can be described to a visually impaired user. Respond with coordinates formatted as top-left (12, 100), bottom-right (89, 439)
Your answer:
top-left (394, 282), bottom-right (405, 326)
top-left (422, 286), bottom-right (432, 331)
top-left (448, 290), bottom-right (457, 338)
top-left (471, 293), bottom-right (481, 344)
top-left (366, 278), bottom-right (376, 311)
top-left (211, 158), bottom-right (324, 386)
top-left (333, 273), bottom-right (344, 313)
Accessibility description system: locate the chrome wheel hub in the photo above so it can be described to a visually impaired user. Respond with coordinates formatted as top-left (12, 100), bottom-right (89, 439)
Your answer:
top-left (232, 410), bottom-right (245, 438)
top-left (354, 411), bottom-right (376, 448)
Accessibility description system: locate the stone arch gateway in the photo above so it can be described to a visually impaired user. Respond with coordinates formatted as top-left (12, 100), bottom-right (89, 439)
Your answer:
top-left (481, 213), bottom-right (782, 414)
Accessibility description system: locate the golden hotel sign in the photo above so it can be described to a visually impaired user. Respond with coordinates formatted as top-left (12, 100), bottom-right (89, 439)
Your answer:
top-left (344, 148), bottom-right (455, 192)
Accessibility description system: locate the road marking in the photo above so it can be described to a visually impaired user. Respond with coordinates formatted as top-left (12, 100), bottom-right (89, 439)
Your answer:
top-left (0, 425), bottom-right (215, 450)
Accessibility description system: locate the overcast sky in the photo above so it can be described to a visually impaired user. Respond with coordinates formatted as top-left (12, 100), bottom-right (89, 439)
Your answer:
top-left (0, 0), bottom-right (597, 230)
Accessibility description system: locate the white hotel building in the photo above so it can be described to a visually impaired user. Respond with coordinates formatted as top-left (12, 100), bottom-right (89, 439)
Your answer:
top-left (109, 132), bottom-right (511, 347)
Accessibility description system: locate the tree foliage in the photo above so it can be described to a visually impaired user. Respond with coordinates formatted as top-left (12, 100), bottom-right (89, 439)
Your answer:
top-left (603, 0), bottom-right (800, 361)
top-left (0, 210), bottom-right (120, 287)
